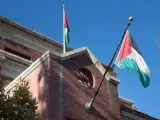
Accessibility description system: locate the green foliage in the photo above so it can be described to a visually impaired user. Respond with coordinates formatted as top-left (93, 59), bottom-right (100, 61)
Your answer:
top-left (0, 80), bottom-right (8, 119)
top-left (0, 79), bottom-right (39, 120)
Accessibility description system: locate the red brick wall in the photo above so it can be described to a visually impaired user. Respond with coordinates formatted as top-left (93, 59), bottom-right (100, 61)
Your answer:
top-left (26, 57), bottom-right (50, 120)
top-left (48, 59), bottom-right (63, 120)
top-left (23, 55), bottom-right (121, 120)
top-left (62, 62), bottom-right (121, 120)
top-left (0, 39), bottom-right (42, 61)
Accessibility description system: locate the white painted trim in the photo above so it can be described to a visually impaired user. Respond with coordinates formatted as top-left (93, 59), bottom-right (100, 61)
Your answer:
top-left (5, 47), bottom-right (120, 94)
top-left (0, 23), bottom-right (62, 54)
top-left (0, 17), bottom-right (64, 50)
top-left (61, 47), bottom-right (87, 60)
top-left (4, 50), bottom-right (51, 93)
top-left (58, 47), bottom-right (119, 85)
top-left (0, 49), bottom-right (32, 66)
top-left (119, 96), bottom-right (134, 104)
top-left (86, 48), bottom-right (120, 85)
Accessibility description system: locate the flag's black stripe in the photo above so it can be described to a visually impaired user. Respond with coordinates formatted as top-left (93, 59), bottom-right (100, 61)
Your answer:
top-left (129, 35), bottom-right (143, 56)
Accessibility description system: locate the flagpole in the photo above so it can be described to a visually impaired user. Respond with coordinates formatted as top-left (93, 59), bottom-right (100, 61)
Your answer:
top-left (86, 16), bottom-right (134, 113)
top-left (63, 4), bottom-right (66, 54)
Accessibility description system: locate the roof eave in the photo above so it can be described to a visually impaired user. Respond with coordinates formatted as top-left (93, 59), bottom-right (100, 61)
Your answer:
top-left (0, 16), bottom-right (73, 51)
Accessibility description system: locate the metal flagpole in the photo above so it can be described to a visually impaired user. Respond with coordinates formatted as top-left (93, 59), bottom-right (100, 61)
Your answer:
top-left (63, 4), bottom-right (66, 54)
top-left (86, 16), bottom-right (134, 112)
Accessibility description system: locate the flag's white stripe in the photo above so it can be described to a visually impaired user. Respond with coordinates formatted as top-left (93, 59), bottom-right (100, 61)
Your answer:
top-left (65, 28), bottom-right (68, 35)
top-left (126, 48), bottom-right (151, 77)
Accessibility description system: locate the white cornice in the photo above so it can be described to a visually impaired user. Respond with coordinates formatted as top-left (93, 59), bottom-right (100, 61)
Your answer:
top-left (4, 50), bottom-right (52, 93)
top-left (0, 49), bottom-right (32, 66)
top-left (86, 47), bottom-right (120, 85)
top-left (0, 23), bottom-right (62, 54)
top-left (5, 47), bottom-right (120, 94)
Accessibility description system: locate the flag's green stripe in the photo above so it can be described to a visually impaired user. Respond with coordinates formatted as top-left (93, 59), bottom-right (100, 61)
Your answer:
top-left (116, 57), bottom-right (150, 88)
top-left (138, 68), bottom-right (150, 88)
top-left (116, 57), bottom-right (138, 71)
top-left (65, 33), bottom-right (70, 48)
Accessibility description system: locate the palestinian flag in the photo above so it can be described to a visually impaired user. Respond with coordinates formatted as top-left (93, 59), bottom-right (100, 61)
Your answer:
top-left (115, 30), bottom-right (151, 88)
top-left (64, 11), bottom-right (70, 48)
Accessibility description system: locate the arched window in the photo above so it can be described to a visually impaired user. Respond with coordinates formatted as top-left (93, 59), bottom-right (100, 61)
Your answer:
top-left (77, 68), bottom-right (95, 88)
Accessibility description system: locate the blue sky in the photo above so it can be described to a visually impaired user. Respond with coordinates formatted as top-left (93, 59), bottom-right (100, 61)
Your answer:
top-left (0, 0), bottom-right (159, 118)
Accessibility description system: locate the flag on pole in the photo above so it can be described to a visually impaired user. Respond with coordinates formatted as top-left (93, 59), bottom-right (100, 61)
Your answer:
top-left (115, 29), bottom-right (151, 88)
top-left (64, 10), bottom-right (70, 49)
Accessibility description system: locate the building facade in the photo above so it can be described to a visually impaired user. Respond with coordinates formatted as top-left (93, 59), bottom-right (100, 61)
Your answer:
top-left (0, 17), bottom-right (158, 120)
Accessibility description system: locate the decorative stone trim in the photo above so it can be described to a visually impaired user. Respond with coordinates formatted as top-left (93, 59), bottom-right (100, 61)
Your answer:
top-left (5, 47), bottom-right (120, 94)
top-left (0, 49), bottom-right (32, 66)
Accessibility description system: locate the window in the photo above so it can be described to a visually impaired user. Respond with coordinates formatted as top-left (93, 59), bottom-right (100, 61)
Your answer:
top-left (66, 117), bottom-right (75, 120)
top-left (4, 47), bottom-right (31, 60)
top-left (77, 68), bottom-right (95, 88)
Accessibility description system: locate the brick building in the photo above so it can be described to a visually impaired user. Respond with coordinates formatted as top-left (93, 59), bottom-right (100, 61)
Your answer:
top-left (0, 17), bottom-right (158, 120)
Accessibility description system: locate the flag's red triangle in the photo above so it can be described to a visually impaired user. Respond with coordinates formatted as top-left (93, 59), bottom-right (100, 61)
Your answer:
top-left (115, 30), bottom-right (132, 63)
top-left (64, 12), bottom-right (69, 27)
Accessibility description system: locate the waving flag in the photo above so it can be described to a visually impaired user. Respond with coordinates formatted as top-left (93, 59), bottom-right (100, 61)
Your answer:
top-left (64, 10), bottom-right (70, 49)
top-left (115, 30), bottom-right (151, 88)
